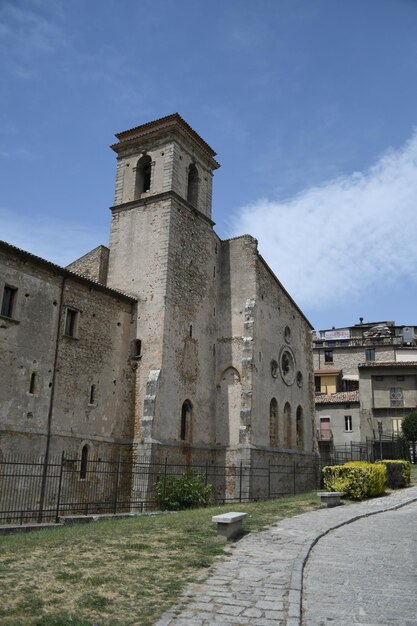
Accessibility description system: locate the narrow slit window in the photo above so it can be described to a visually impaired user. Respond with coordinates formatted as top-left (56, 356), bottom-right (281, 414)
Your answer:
top-left (1, 285), bottom-right (17, 318)
top-left (29, 372), bottom-right (36, 394)
top-left (80, 445), bottom-right (89, 479)
top-left (134, 339), bottom-right (142, 358)
top-left (180, 400), bottom-right (193, 441)
top-left (189, 325), bottom-right (193, 338)
top-left (64, 308), bottom-right (78, 337)
top-left (187, 163), bottom-right (199, 207)
top-left (89, 384), bottom-right (96, 405)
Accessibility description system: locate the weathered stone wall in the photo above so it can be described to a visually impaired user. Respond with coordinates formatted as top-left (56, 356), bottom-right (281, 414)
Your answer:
top-left (0, 246), bottom-right (136, 459)
top-left (113, 137), bottom-right (213, 219)
top-left (66, 245), bottom-right (109, 284)
top-left (254, 255), bottom-right (315, 453)
top-left (313, 345), bottom-right (396, 374)
top-left (154, 197), bottom-right (218, 449)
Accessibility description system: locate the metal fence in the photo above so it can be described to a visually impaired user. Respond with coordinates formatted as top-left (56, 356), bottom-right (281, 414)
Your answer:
top-left (318, 434), bottom-right (408, 466)
top-left (0, 453), bottom-right (319, 526)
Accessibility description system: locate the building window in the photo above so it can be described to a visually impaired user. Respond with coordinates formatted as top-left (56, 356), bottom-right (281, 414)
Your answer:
top-left (296, 406), bottom-right (304, 450)
top-left (269, 398), bottom-right (278, 447)
top-left (89, 384), bottom-right (96, 405)
top-left (314, 376), bottom-right (321, 393)
top-left (344, 415), bottom-right (352, 432)
top-left (135, 155), bottom-right (152, 197)
top-left (324, 350), bottom-right (333, 363)
top-left (283, 402), bottom-right (292, 448)
top-left (80, 444), bottom-right (89, 479)
top-left (271, 360), bottom-right (278, 378)
top-left (392, 418), bottom-right (402, 434)
top-left (365, 348), bottom-right (375, 361)
top-left (133, 339), bottom-right (142, 358)
top-left (64, 308), bottom-right (78, 337)
top-left (29, 372), bottom-right (37, 395)
top-left (390, 388), bottom-right (403, 408)
top-left (180, 399), bottom-right (193, 441)
top-left (1, 285), bottom-right (17, 318)
top-left (187, 163), bottom-right (199, 207)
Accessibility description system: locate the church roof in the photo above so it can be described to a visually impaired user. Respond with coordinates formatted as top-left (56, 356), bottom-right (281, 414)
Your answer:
top-left (0, 240), bottom-right (137, 303)
top-left (112, 113), bottom-right (219, 164)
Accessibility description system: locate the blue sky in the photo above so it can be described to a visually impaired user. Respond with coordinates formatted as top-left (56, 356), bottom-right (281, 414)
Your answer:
top-left (2, 0), bottom-right (417, 331)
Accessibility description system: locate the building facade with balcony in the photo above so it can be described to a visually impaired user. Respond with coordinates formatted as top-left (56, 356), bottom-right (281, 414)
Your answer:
top-left (313, 320), bottom-right (417, 454)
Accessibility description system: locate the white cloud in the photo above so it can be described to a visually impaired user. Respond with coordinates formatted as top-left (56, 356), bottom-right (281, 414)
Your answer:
top-left (232, 132), bottom-right (417, 310)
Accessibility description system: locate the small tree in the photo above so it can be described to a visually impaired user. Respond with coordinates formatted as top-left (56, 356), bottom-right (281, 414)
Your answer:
top-left (401, 411), bottom-right (417, 464)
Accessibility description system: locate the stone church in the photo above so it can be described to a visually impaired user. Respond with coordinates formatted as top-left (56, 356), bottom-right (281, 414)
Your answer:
top-left (0, 114), bottom-right (316, 500)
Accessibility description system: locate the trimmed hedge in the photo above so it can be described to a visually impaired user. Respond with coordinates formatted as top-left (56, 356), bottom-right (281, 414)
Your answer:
top-left (375, 460), bottom-right (411, 488)
top-left (323, 461), bottom-right (386, 500)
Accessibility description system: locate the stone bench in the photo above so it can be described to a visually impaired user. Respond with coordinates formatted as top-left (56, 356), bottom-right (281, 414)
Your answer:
top-left (317, 492), bottom-right (345, 508)
top-left (212, 512), bottom-right (247, 539)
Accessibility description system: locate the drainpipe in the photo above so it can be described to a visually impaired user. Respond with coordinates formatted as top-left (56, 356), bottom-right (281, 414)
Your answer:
top-left (38, 276), bottom-right (66, 522)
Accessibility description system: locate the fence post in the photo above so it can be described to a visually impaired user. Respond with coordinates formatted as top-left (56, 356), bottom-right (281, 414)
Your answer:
top-left (268, 460), bottom-right (271, 498)
top-left (163, 457), bottom-right (168, 500)
top-left (239, 460), bottom-right (243, 502)
top-left (113, 453), bottom-right (121, 514)
top-left (293, 460), bottom-right (296, 494)
top-left (55, 452), bottom-right (65, 523)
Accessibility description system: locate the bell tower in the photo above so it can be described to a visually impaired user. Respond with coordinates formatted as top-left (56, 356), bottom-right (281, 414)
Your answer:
top-left (109, 113), bottom-right (219, 224)
top-left (106, 114), bottom-right (220, 461)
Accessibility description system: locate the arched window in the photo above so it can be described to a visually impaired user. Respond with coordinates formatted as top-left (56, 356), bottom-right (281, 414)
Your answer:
top-left (135, 155), bottom-right (152, 198)
top-left (284, 402), bottom-right (292, 449)
top-left (269, 398), bottom-right (278, 447)
top-left (80, 444), bottom-right (89, 479)
top-left (187, 163), bottom-right (199, 207)
top-left (180, 399), bottom-right (193, 442)
top-left (296, 406), bottom-right (304, 450)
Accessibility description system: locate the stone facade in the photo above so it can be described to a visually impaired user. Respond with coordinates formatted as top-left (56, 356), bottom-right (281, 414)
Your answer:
top-left (0, 113), bottom-right (317, 502)
top-left (0, 242), bottom-right (136, 460)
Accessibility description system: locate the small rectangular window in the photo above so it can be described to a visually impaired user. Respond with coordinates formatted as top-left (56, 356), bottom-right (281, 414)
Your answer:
top-left (89, 384), bottom-right (96, 405)
top-left (64, 308), bottom-right (78, 337)
top-left (365, 348), bottom-right (375, 361)
top-left (1, 285), bottom-right (17, 318)
top-left (344, 415), bottom-right (352, 432)
top-left (324, 350), bottom-right (333, 363)
top-left (314, 376), bottom-right (321, 393)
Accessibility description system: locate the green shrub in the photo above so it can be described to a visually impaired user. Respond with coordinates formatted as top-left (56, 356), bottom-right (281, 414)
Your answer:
top-left (154, 471), bottom-right (213, 510)
top-left (375, 460), bottom-right (411, 488)
top-left (322, 461), bottom-right (386, 500)
top-left (395, 433), bottom-right (411, 461)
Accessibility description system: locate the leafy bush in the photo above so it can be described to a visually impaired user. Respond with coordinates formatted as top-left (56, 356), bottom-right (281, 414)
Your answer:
top-left (322, 461), bottom-right (386, 500)
top-left (154, 472), bottom-right (213, 510)
top-left (375, 460), bottom-right (411, 488)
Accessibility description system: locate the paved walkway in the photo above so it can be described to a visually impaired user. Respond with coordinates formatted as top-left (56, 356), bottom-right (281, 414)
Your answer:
top-left (155, 486), bottom-right (417, 626)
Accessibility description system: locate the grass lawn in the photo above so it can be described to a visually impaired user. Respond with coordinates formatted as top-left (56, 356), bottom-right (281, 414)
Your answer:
top-left (0, 492), bottom-right (321, 626)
